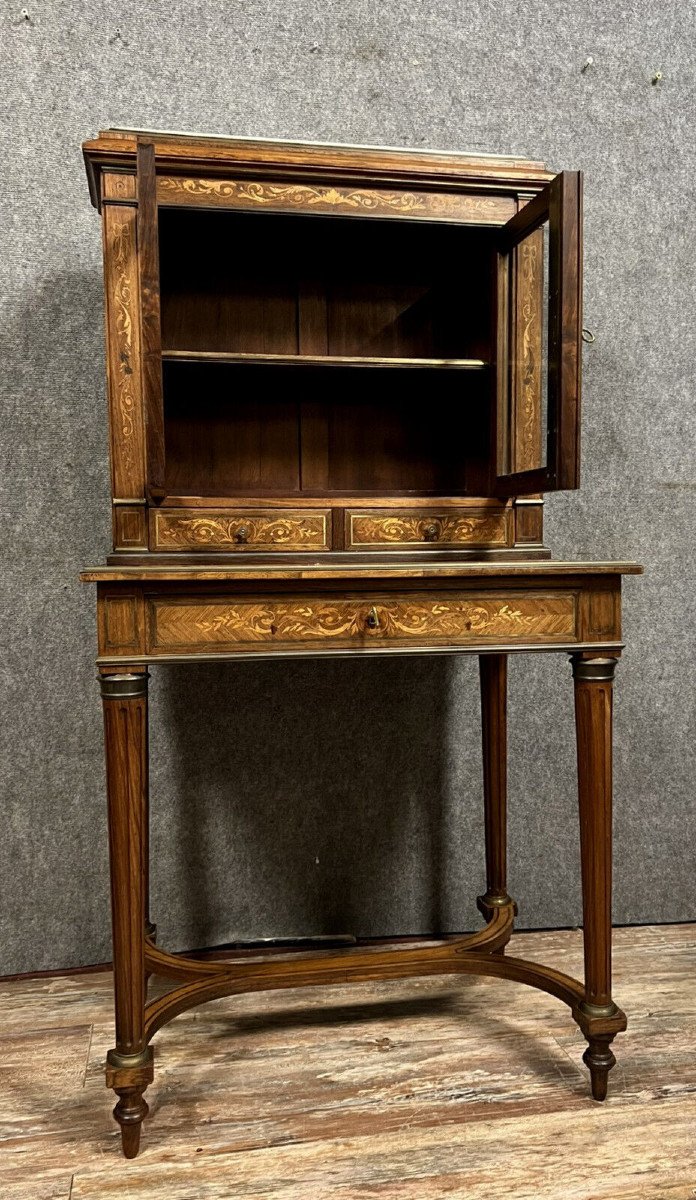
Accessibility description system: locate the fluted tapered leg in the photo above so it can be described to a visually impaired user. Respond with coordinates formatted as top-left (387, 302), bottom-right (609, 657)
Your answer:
top-left (477, 655), bottom-right (515, 935)
top-left (572, 653), bottom-right (622, 1101)
top-left (100, 669), bottom-right (153, 1158)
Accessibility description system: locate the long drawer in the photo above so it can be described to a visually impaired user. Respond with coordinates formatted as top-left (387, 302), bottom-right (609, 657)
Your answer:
top-left (148, 590), bottom-right (578, 655)
top-left (151, 508), bottom-right (330, 551)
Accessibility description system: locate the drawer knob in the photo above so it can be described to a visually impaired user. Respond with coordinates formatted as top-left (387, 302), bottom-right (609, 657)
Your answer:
top-left (235, 525), bottom-right (250, 543)
top-left (423, 522), bottom-right (440, 542)
top-left (366, 605), bottom-right (380, 630)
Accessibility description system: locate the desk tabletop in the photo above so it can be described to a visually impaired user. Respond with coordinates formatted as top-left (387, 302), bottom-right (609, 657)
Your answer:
top-left (81, 558), bottom-right (643, 584)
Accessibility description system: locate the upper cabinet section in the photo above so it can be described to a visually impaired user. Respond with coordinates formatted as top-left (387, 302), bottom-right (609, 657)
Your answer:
top-left (86, 130), bottom-right (583, 557)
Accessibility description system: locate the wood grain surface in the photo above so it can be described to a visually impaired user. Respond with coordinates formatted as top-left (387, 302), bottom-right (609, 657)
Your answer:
top-left (1, 925), bottom-right (694, 1197)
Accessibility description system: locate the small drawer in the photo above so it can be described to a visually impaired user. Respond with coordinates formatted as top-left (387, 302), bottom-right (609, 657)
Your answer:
top-left (150, 590), bottom-right (578, 655)
top-left (151, 508), bottom-right (330, 552)
top-left (345, 507), bottom-right (510, 550)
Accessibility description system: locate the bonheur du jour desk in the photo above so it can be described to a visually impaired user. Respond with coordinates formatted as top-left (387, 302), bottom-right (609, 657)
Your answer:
top-left (79, 128), bottom-right (641, 1155)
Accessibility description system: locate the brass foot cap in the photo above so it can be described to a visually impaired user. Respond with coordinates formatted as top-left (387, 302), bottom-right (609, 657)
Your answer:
top-left (106, 1046), bottom-right (154, 1091)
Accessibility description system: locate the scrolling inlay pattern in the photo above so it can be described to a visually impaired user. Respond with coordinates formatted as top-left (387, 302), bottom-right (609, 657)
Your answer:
top-left (350, 511), bottom-right (508, 547)
top-left (516, 234), bottom-right (543, 471)
top-left (108, 219), bottom-right (138, 475)
top-left (152, 593), bottom-right (576, 650)
top-left (153, 512), bottom-right (328, 550)
top-left (157, 177), bottom-right (514, 223)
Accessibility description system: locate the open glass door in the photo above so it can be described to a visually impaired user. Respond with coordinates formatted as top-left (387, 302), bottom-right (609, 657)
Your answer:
top-left (136, 140), bottom-right (166, 502)
top-left (494, 171), bottom-right (582, 495)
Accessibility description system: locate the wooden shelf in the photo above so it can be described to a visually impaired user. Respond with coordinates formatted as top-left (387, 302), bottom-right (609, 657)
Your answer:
top-left (162, 350), bottom-right (488, 370)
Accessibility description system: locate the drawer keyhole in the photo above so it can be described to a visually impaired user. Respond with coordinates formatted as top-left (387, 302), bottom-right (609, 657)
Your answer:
top-left (366, 606), bottom-right (380, 630)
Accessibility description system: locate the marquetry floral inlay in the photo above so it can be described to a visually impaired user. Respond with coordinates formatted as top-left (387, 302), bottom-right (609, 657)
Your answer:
top-left (158, 177), bottom-right (511, 222)
top-left (109, 219), bottom-right (138, 472)
top-left (518, 236), bottom-right (543, 470)
top-left (153, 594), bottom-right (576, 650)
top-left (154, 512), bottom-right (327, 550)
top-left (351, 512), bottom-right (507, 546)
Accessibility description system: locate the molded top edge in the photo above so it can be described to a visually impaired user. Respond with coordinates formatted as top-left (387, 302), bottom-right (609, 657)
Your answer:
top-left (82, 127), bottom-right (554, 208)
top-left (96, 127), bottom-right (546, 167)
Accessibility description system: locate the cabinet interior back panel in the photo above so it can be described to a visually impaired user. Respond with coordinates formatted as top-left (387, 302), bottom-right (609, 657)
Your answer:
top-left (159, 209), bottom-right (495, 362)
top-left (162, 361), bottom-right (488, 496)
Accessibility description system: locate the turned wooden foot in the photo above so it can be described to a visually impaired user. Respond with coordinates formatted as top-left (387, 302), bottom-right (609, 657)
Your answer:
top-left (114, 1086), bottom-right (149, 1158)
top-left (583, 1034), bottom-right (617, 1101)
top-left (106, 1047), bottom-right (154, 1157)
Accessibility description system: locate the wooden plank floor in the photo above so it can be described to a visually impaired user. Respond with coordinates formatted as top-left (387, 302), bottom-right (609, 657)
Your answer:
top-left (1, 925), bottom-right (695, 1198)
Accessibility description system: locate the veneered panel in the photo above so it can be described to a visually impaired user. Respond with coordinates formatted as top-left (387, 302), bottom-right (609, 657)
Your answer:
top-left (101, 205), bottom-right (146, 500)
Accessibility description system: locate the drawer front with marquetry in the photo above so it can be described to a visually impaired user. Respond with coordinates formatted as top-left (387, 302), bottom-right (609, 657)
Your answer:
top-left (345, 508), bottom-right (510, 550)
top-left (151, 509), bottom-right (330, 552)
top-left (149, 590), bottom-right (578, 655)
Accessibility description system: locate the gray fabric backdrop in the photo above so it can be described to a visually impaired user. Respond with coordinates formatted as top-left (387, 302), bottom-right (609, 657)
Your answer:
top-left (1, 1), bottom-right (694, 975)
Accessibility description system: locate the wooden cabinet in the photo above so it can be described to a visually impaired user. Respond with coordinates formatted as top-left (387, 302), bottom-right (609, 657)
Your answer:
top-left (86, 130), bottom-right (583, 560)
top-left (81, 129), bottom-right (640, 1159)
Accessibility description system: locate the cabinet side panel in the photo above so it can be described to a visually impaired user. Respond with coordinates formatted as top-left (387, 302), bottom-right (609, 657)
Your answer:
top-left (102, 201), bottom-right (146, 500)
